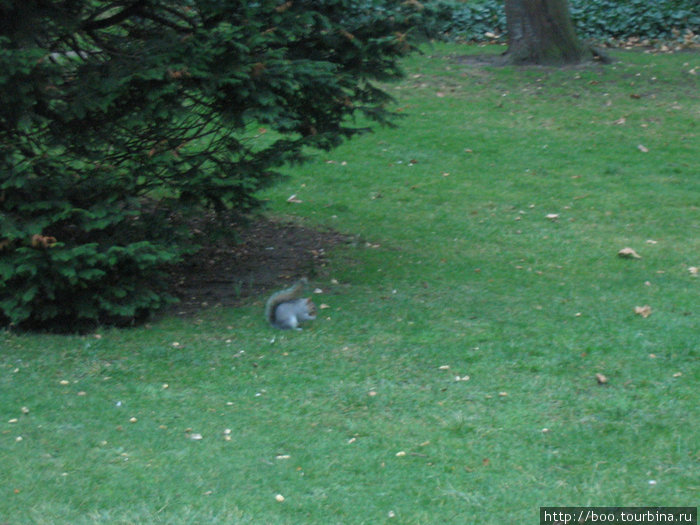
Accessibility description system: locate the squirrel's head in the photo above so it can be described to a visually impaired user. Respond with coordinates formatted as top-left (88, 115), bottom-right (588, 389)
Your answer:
top-left (304, 297), bottom-right (317, 315)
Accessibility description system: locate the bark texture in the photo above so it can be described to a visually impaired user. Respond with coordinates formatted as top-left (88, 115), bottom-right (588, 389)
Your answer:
top-left (505, 0), bottom-right (586, 65)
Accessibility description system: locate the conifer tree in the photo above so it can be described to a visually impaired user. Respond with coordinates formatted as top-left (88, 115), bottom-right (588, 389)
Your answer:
top-left (0, 1), bottom-right (418, 329)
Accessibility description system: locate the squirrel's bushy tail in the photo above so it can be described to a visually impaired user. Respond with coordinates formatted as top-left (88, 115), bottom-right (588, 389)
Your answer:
top-left (265, 278), bottom-right (308, 327)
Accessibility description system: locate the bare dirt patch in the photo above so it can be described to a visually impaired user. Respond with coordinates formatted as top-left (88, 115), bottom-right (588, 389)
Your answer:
top-left (450, 50), bottom-right (612, 68)
top-left (166, 216), bottom-right (351, 316)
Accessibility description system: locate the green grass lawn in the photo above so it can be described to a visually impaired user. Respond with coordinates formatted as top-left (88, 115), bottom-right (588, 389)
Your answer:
top-left (2, 43), bottom-right (698, 524)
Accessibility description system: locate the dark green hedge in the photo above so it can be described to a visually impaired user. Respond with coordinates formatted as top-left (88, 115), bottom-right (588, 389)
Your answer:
top-left (417, 0), bottom-right (700, 42)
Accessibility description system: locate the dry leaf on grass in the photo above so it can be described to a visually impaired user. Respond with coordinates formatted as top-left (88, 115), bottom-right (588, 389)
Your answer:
top-left (596, 373), bottom-right (608, 384)
top-left (634, 305), bottom-right (652, 318)
top-left (618, 247), bottom-right (642, 259)
top-left (185, 428), bottom-right (203, 440)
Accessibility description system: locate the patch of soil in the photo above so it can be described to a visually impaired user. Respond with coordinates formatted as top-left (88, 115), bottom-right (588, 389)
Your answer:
top-left (450, 53), bottom-right (510, 67)
top-left (166, 216), bottom-right (352, 316)
top-left (451, 47), bottom-right (612, 68)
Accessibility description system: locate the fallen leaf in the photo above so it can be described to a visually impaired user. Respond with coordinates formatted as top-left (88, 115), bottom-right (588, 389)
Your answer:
top-left (286, 194), bottom-right (302, 204)
top-left (595, 373), bottom-right (608, 384)
top-left (618, 247), bottom-right (642, 259)
top-left (395, 451), bottom-right (406, 457)
top-left (545, 213), bottom-right (559, 221)
top-left (637, 144), bottom-right (649, 153)
top-left (613, 117), bottom-right (626, 125)
top-left (275, 494), bottom-right (285, 502)
top-left (634, 305), bottom-right (652, 318)
top-left (689, 267), bottom-right (698, 276)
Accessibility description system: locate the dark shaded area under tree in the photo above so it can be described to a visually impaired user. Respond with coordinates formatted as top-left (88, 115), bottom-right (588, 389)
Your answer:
top-left (166, 217), bottom-right (351, 318)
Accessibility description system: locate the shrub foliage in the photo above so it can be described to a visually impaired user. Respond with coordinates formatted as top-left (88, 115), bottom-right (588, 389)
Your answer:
top-left (419, 0), bottom-right (699, 42)
top-left (0, 1), bottom-right (418, 330)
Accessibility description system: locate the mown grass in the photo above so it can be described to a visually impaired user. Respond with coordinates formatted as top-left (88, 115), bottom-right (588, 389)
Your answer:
top-left (1, 43), bottom-right (698, 524)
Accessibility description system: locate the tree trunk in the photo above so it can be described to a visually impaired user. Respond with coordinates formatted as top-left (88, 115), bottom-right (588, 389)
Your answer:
top-left (504, 0), bottom-right (587, 65)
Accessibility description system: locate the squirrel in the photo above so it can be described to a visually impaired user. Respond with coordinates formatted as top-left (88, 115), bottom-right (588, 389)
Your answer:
top-left (265, 278), bottom-right (317, 330)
